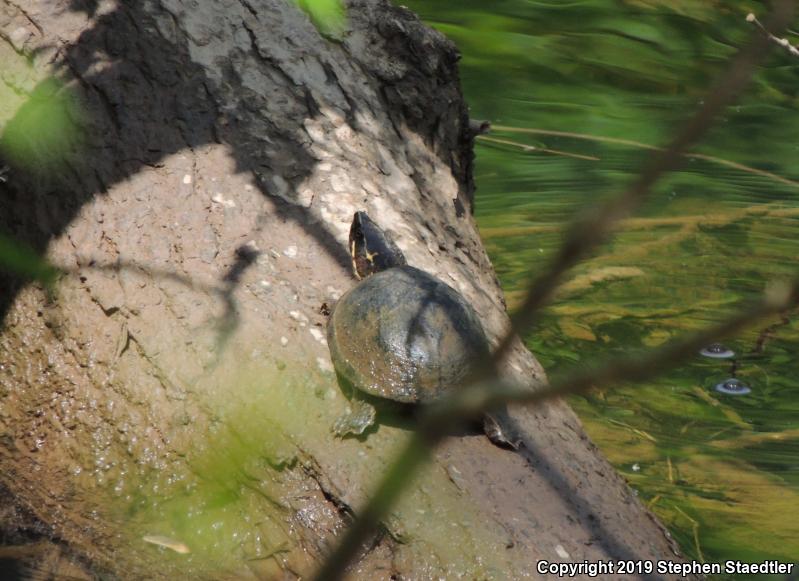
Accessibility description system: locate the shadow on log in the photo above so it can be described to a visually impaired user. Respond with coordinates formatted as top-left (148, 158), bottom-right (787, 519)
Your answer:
top-left (0, 0), bottom-right (690, 578)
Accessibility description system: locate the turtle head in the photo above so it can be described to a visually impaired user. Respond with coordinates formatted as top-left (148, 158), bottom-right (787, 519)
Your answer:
top-left (349, 211), bottom-right (406, 279)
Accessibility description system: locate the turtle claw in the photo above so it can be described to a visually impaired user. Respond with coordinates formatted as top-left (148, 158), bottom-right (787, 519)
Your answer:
top-left (332, 400), bottom-right (377, 437)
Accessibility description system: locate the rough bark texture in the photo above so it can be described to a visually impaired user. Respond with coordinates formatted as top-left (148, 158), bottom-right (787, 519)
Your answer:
top-left (0, 0), bottom-right (691, 578)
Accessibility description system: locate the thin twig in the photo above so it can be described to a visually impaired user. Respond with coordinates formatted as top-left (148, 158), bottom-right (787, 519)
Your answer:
top-left (491, 125), bottom-right (799, 189)
top-left (490, 0), bottom-right (793, 365)
top-left (477, 134), bottom-right (601, 161)
top-left (312, 3), bottom-right (795, 578)
top-left (747, 12), bottom-right (799, 57)
top-left (441, 282), bottom-right (797, 417)
top-left (314, 280), bottom-right (798, 581)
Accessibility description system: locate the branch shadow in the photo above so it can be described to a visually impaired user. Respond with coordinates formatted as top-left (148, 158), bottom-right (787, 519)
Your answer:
top-left (2, 0), bottom-right (448, 318)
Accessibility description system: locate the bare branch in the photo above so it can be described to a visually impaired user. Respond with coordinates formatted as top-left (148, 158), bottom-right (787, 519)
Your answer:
top-left (492, 0), bottom-right (795, 365)
top-left (477, 134), bottom-right (601, 161)
top-left (490, 125), bottom-right (799, 189)
top-left (312, 2), bottom-right (796, 578)
top-left (747, 12), bottom-right (799, 57)
top-left (314, 278), bottom-right (799, 581)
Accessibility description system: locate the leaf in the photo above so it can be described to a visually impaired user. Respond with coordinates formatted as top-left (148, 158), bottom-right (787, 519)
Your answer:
top-left (294, 0), bottom-right (347, 39)
top-left (0, 232), bottom-right (60, 288)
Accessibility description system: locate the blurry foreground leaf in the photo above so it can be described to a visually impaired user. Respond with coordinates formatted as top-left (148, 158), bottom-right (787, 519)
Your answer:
top-left (293, 0), bottom-right (346, 38)
top-left (0, 232), bottom-right (60, 288)
top-left (0, 78), bottom-right (80, 172)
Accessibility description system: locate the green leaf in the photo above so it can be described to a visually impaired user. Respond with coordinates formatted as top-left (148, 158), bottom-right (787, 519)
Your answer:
top-left (0, 78), bottom-right (81, 172)
top-left (293, 0), bottom-right (347, 39)
top-left (0, 232), bottom-right (60, 288)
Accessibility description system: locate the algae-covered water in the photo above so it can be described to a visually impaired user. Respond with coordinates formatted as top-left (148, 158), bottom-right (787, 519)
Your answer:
top-left (404, 0), bottom-right (799, 576)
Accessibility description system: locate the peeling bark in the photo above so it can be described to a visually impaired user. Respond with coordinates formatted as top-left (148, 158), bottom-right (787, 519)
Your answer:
top-left (0, 1), bottom-right (692, 578)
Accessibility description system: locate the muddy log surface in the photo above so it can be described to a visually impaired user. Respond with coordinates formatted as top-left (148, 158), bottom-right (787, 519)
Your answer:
top-left (0, 0), bottom-right (693, 578)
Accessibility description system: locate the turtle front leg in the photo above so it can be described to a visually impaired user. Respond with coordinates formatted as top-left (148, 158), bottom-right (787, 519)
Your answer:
top-left (332, 399), bottom-right (377, 436)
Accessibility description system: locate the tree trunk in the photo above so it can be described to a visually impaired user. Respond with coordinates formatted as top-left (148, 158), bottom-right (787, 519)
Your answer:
top-left (0, 0), bottom-right (689, 578)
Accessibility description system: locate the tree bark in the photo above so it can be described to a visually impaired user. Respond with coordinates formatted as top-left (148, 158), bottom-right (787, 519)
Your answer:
top-left (0, 0), bottom-right (690, 578)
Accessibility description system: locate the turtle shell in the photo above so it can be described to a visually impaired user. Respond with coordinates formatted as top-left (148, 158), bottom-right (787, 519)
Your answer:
top-left (327, 265), bottom-right (490, 403)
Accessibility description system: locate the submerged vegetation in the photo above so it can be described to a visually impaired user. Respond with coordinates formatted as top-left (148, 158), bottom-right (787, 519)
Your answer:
top-left (406, 0), bottom-right (799, 573)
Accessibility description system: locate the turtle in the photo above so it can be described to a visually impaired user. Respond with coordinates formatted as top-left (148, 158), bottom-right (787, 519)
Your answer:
top-left (326, 211), bottom-right (517, 448)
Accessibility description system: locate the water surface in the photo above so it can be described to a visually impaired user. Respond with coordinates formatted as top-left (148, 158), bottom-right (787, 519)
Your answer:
top-left (404, 0), bottom-right (799, 574)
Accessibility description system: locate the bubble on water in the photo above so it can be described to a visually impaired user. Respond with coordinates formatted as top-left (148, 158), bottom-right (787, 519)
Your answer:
top-left (700, 343), bottom-right (735, 359)
top-left (714, 378), bottom-right (751, 395)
